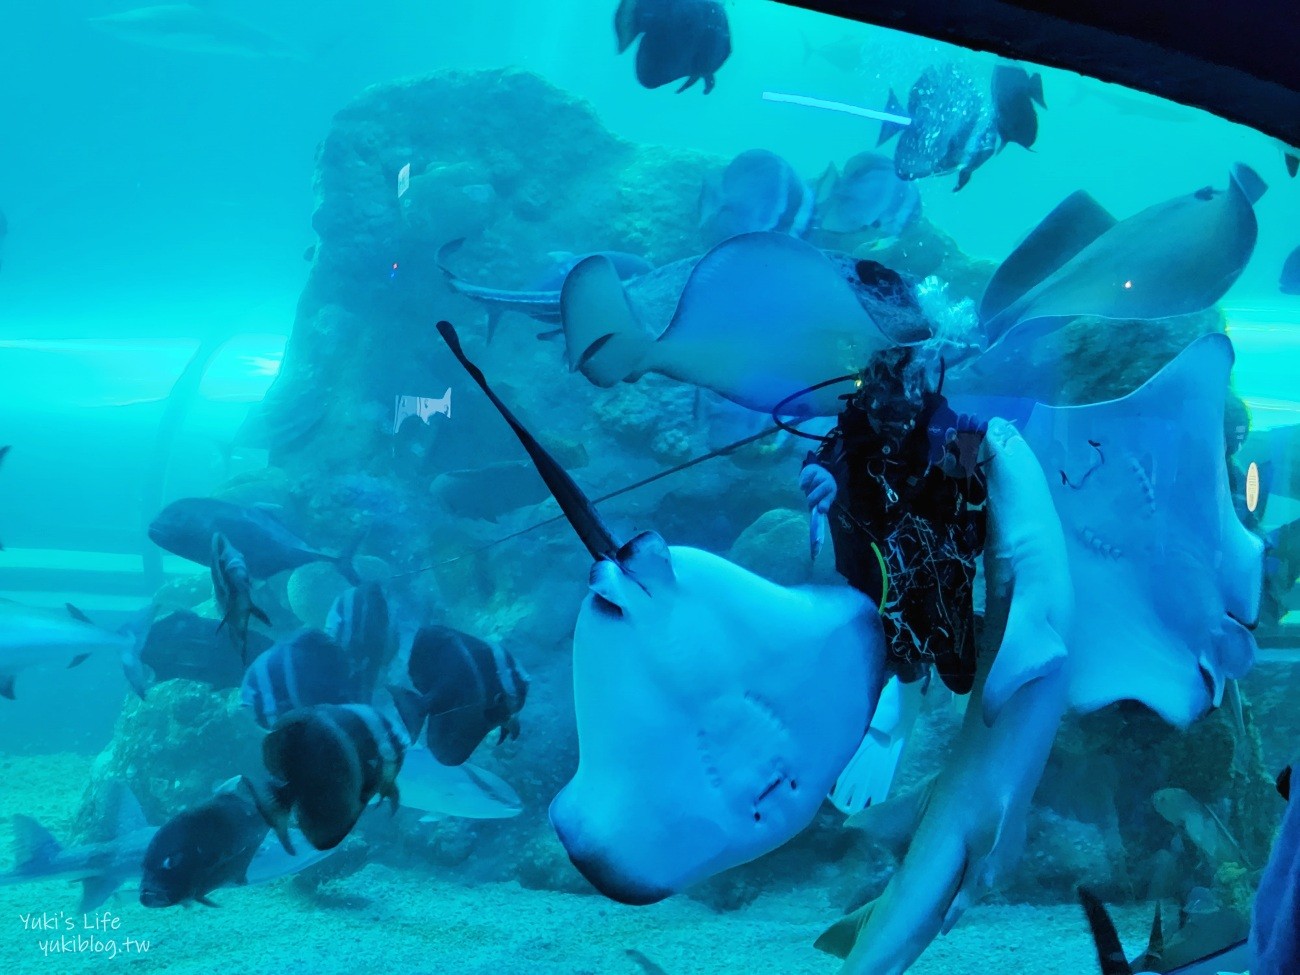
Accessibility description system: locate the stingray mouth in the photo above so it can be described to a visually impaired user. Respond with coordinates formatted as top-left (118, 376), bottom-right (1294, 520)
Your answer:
top-left (590, 592), bottom-right (623, 620)
top-left (562, 847), bottom-right (672, 906)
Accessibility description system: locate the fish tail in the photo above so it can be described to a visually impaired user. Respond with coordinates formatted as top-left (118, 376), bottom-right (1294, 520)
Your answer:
top-left (877, 90), bottom-right (906, 146)
top-left (1030, 73), bottom-right (1046, 109)
top-left (250, 601), bottom-right (272, 628)
top-left (334, 528), bottom-right (367, 586)
top-left (387, 684), bottom-right (428, 742)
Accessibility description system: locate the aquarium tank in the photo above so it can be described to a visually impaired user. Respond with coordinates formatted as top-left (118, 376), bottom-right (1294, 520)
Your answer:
top-left (2, 1), bottom-right (1299, 973)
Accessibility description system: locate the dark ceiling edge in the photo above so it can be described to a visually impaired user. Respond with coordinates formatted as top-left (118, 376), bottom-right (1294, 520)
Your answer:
top-left (774, 0), bottom-right (1300, 150)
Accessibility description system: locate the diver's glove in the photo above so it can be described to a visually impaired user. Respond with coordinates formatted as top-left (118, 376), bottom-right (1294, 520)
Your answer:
top-left (800, 464), bottom-right (836, 562)
top-left (939, 414), bottom-right (988, 479)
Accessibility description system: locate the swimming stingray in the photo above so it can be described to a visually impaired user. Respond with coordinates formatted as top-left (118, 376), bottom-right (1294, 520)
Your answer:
top-left (437, 240), bottom-right (653, 342)
top-left (560, 232), bottom-right (934, 416)
top-left (88, 4), bottom-right (305, 59)
top-left (1012, 333), bottom-right (1261, 723)
top-left (951, 164), bottom-right (1264, 399)
top-left (436, 319), bottom-right (885, 902)
top-left (817, 418), bottom-right (1073, 975)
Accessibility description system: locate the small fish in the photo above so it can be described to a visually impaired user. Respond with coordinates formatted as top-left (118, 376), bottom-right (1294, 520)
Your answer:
top-left (438, 239), bottom-right (651, 342)
top-left (1152, 787), bottom-right (1247, 868)
top-left (626, 948), bottom-right (671, 975)
top-left (698, 149), bottom-right (813, 246)
top-left (140, 777), bottom-right (268, 908)
top-left (0, 599), bottom-right (123, 700)
top-left (396, 747), bottom-right (522, 822)
top-left (211, 533), bottom-right (271, 664)
top-left (879, 63), bottom-right (998, 190)
top-left (324, 583), bottom-right (394, 698)
top-left (991, 64), bottom-right (1046, 150)
top-left (240, 629), bottom-right (361, 729)
top-left (132, 609), bottom-right (273, 695)
top-left (89, 4), bottom-right (305, 60)
top-left (0, 783), bottom-right (155, 911)
top-left (615, 0), bottom-right (731, 94)
top-left (1285, 151), bottom-right (1298, 178)
top-left (149, 497), bottom-right (361, 581)
top-left (251, 703), bottom-right (408, 853)
top-left (389, 625), bottom-right (529, 766)
top-left (429, 461), bottom-right (550, 522)
top-left (1280, 244), bottom-right (1300, 294)
top-left (812, 152), bottom-right (921, 239)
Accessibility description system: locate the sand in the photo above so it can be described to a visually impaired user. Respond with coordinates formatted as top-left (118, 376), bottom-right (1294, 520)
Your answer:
top-left (0, 752), bottom-right (1138, 975)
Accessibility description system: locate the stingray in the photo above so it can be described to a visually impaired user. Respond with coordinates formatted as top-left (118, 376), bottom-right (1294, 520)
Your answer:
top-left (1253, 765), bottom-right (1300, 975)
top-left (952, 164), bottom-right (1264, 398)
top-left (88, 4), bottom-right (305, 59)
top-left (560, 232), bottom-right (933, 416)
top-left (1012, 333), bottom-right (1262, 724)
top-left (436, 320), bottom-right (887, 903)
top-left (818, 419), bottom-right (1073, 975)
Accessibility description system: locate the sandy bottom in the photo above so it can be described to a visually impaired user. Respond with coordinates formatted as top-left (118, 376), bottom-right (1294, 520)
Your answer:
top-left (0, 753), bottom-right (1134, 975)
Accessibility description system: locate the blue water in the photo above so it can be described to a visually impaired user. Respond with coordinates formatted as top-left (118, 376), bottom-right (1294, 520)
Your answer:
top-left (0, 2), bottom-right (1297, 974)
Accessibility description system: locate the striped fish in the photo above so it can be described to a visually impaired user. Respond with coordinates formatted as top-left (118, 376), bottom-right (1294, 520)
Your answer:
top-left (389, 625), bottom-right (529, 766)
top-left (324, 583), bottom-right (393, 698)
top-left (240, 629), bottom-right (358, 729)
top-left (251, 703), bottom-right (408, 853)
top-left (211, 532), bottom-right (270, 664)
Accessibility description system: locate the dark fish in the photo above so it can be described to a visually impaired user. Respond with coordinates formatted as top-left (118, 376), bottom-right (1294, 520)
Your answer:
top-left (879, 63), bottom-right (998, 190)
top-left (615, 0), bottom-right (731, 94)
top-left (429, 460), bottom-right (550, 521)
top-left (991, 64), bottom-right (1046, 150)
top-left (812, 152), bottom-right (922, 238)
top-left (251, 703), bottom-right (407, 853)
top-left (211, 532), bottom-right (271, 664)
top-left (389, 625), bottom-right (529, 766)
top-left (149, 496), bottom-right (360, 581)
top-left (240, 628), bottom-right (361, 729)
top-left (140, 777), bottom-right (267, 908)
top-left (698, 149), bottom-right (812, 246)
top-left (324, 583), bottom-right (394, 697)
top-left (1281, 244), bottom-right (1300, 294)
top-left (437, 239), bottom-right (652, 342)
top-left (1287, 152), bottom-right (1298, 178)
top-left (135, 609), bottom-right (274, 693)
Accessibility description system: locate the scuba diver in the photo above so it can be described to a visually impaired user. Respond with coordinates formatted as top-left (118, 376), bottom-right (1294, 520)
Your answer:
top-left (798, 344), bottom-right (988, 694)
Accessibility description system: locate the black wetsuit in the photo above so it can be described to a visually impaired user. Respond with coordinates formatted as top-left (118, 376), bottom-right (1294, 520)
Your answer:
top-left (809, 385), bottom-right (987, 694)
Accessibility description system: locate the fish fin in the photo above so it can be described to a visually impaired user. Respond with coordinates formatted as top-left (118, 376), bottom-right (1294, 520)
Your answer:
top-left (11, 815), bottom-right (61, 869)
top-left (613, 0), bottom-right (642, 53)
top-left (876, 90), bottom-right (905, 146)
top-left (196, 895), bottom-right (220, 907)
top-left (65, 603), bottom-right (94, 625)
top-left (386, 783), bottom-right (401, 815)
top-left (977, 190), bottom-right (1116, 335)
top-left (428, 709), bottom-right (491, 766)
top-left (814, 898), bottom-right (878, 959)
top-left (247, 779), bottom-right (295, 856)
top-left (559, 255), bottom-right (652, 387)
top-left (0, 673), bottom-right (13, 699)
top-left (697, 172), bottom-right (722, 230)
top-left (1232, 162), bottom-right (1268, 205)
top-left (67, 653), bottom-right (91, 669)
top-left (1287, 152), bottom-right (1299, 179)
top-left (617, 531), bottom-right (675, 595)
top-left (812, 162), bottom-right (838, 212)
top-left (843, 774), bottom-right (935, 859)
top-left (333, 528), bottom-right (366, 586)
top-left (485, 310), bottom-right (502, 344)
top-left (1030, 73), bottom-right (1046, 109)
top-left (535, 327), bottom-right (563, 340)
top-left (1139, 902), bottom-right (1164, 968)
top-left (0, 445), bottom-right (8, 467)
top-left (677, 75), bottom-right (700, 94)
top-left (1278, 765), bottom-right (1292, 801)
top-left (981, 598), bottom-right (1067, 726)
top-left (215, 609), bottom-right (229, 634)
top-left (387, 684), bottom-right (429, 742)
top-left (78, 874), bottom-right (123, 913)
top-left (110, 784), bottom-right (149, 838)
top-left (249, 602), bottom-right (272, 627)
top-left (1077, 886), bottom-right (1135, 975)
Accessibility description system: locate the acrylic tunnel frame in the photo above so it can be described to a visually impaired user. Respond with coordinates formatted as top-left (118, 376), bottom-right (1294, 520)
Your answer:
top-left (772, 0), bottom-right (1300, 150)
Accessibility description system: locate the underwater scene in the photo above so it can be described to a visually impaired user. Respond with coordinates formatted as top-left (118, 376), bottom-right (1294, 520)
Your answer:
top-left (2, 1), bottom-right (1300, 973)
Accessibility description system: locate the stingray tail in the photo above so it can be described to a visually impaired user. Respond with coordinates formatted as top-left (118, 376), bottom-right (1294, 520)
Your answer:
top-left (1077, 887), bottom-right (1135, 975)
top-left (436, 321), bottom-right (621, 563)
top-left (559, 255), bottom-right (653, 388)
